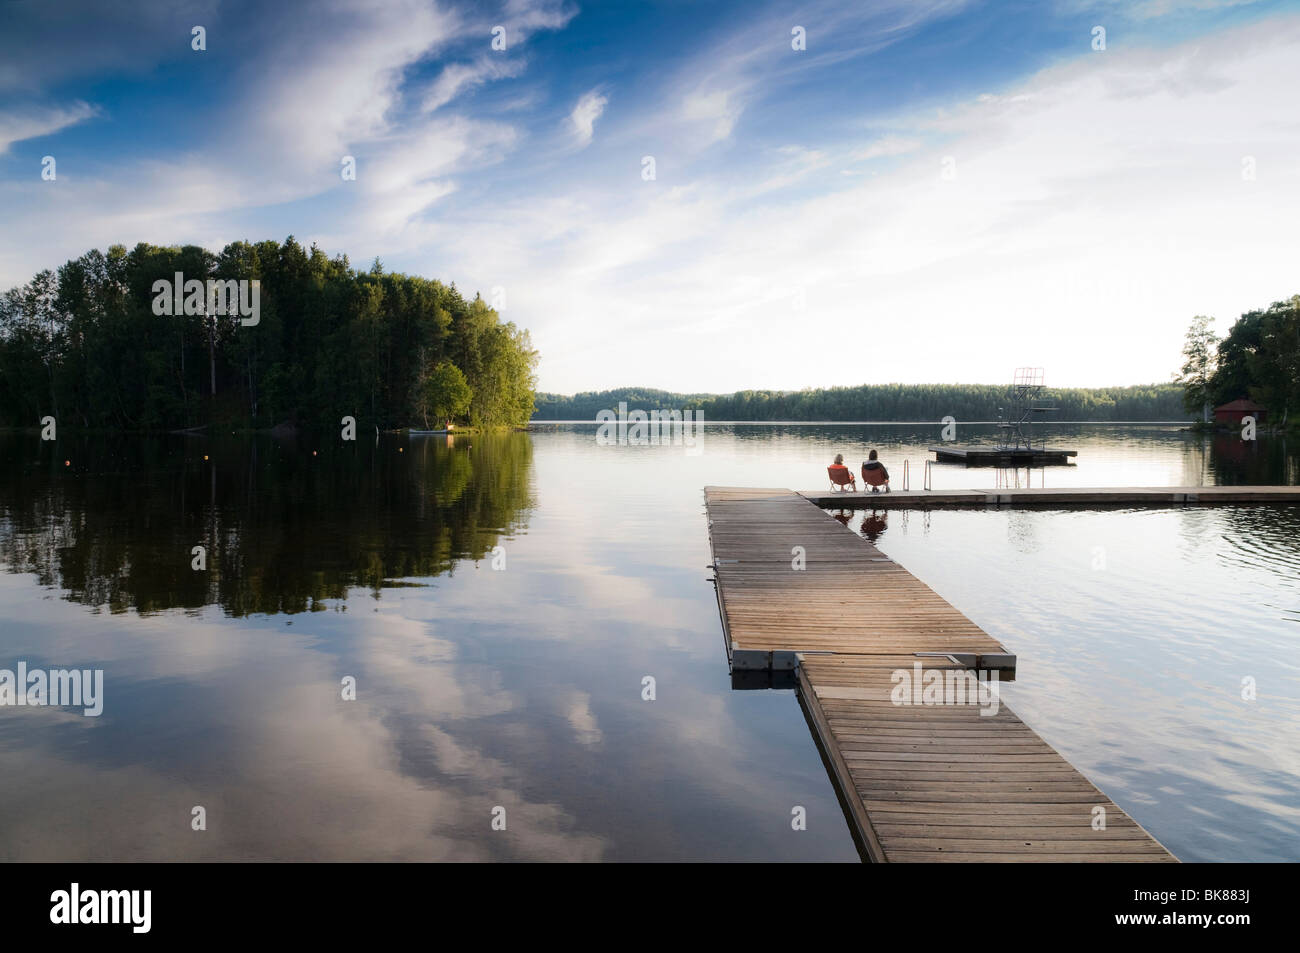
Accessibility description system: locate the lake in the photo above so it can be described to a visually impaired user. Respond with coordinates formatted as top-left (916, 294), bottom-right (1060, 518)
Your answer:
top-left (0, 423), bottom-right (1296, 861)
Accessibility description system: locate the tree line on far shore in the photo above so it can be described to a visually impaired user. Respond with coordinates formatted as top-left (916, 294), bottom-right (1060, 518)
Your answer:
top-left (1178, 294), bottom-right (1299, 428)
top-left (0, 238), bottom-right (538, 433)
top-left (532, 383), bottom-right (1189, 422)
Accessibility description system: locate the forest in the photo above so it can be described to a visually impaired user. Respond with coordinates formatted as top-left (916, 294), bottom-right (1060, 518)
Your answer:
top-left (533, 383), bottom-right (1189, 422)
top-left (0, 239), bottom-right (538, 433)
top-left (1178, 294), bottom-right (1300, 428)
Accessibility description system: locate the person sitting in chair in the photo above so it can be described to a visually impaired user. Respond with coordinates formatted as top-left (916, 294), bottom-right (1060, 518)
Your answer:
top-left (828, 453), bottom-right (857, 491)
top-left (861, 450), bottom-right (890, 493)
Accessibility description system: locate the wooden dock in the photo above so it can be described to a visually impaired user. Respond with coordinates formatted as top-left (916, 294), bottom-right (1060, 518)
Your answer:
top-left (703, 486), bottom-right (1177, 863)
top-left (801, 484), bottom-right (1300, 509)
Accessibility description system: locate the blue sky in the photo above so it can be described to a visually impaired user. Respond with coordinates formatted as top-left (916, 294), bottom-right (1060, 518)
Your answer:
top-left (2, 0), bottom-right (1298, 393)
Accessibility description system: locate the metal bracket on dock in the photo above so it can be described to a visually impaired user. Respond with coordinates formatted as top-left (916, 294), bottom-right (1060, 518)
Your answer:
top-left (915, 651), bottom-right (979, 667)
top-left (914, 651), bottom-right (1017, 674)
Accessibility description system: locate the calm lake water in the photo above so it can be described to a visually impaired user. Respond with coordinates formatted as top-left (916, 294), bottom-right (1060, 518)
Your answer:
top-left (0, 423), bottom-right (1297, 862)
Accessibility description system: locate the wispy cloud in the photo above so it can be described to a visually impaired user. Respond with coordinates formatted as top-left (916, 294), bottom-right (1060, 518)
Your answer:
top-left (1065, 0), bottom-right (1267, 20)
top-left (501, 0), bottom-right (579, 42)
top-left (423, 56), bottom-right (528, 112)
top-left (0, 102), bottom-right (98, 155)
top-left (333, 115), bottom-right (519, 242)
top-left (669, 0), bottom-right (973, 148)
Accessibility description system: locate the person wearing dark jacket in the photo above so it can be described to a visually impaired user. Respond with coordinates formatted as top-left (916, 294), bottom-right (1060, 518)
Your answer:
top-left (861, 450), bottom-right (890, 493)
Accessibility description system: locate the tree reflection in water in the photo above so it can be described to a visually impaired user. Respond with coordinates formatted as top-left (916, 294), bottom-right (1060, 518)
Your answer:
top-left (0, 432), bottom-right (535, 616)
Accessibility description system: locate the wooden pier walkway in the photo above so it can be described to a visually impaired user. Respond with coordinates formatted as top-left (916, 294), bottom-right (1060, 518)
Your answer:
top-left (801, 484), bottom-right (1300, 509)
top-left (703, 486), bottom-right (1177, 863)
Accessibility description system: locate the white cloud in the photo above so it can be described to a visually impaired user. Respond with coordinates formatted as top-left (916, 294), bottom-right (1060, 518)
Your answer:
top-left (681, 88), bottom-right (741, 145)
top-left (0, 102), bottom-right (97, 155)
top-left (568, 88), bottom-right (608, 147)
top-left (423, 57), bottom-right (528, 112)
top-left (501, 0), bottom-right (578, 41)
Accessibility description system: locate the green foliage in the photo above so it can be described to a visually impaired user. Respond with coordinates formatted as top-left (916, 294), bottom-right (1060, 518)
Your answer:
top-left (0, 239), bottom-right (538, 432)
top-left (418, 360), bottom-right (472, 428)
top-left (1176, 315), bottom-right (1218, 419)
top-left (532, 383), bottom-right (1190, 422)
top-left (1208, 294), bottom-right (1300, 425)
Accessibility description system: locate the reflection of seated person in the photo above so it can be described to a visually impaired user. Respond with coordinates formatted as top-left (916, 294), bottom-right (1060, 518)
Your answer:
top-left (832, 509), bottom-right (852, 527)
top-left (860, 511), bottom-right (888, 542)
top-left (861, 449), bottom-right (890, 493)
top-left (828, 454), bottom-right (857, 491)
